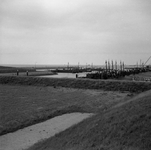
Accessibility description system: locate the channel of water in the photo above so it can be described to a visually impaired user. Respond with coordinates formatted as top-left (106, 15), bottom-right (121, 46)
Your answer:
top-left (39, 72), bottom-right (94, 78)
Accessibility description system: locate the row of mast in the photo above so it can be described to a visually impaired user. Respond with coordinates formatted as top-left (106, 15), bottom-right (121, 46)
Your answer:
top-left (105, 60), bottom-right (125, 72)
top-left (67, 59), bottom-right (147, 71)
top-left (67, 61), bottom-right (125, 72)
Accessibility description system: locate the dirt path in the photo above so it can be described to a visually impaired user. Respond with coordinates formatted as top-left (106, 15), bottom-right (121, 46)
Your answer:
top-left (0, 113), bottom-right (93, 150)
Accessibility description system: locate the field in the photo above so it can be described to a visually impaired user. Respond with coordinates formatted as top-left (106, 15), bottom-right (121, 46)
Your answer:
top-left (0, 65), bottom-right (56, 76)
top-left (1, 76), bottom-right (151, 93)
top-left (124, 71), bottom-right (151, 81)
top-left (0, 71), bottom-right (56, 77)
top-left (29, 89), bottom-right (151, 150)
top-left (0, 66), bottom-right (35, 74)
top-left (0, 74), bottom-right (151, 150)
top-left (0, 84), bottom-right (131, 135)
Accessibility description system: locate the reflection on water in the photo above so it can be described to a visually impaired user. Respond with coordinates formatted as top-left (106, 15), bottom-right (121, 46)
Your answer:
top-left (40, 72), bottom-right (91, 78)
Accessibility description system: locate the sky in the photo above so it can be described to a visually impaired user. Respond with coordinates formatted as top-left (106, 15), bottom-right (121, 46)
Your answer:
top-left (0, 0), bottom-right (151, 66)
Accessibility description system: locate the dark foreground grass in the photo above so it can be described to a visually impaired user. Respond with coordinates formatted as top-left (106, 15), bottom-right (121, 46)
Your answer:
top-left (28, 90), bottom-right (151, 150)
top-left (0, 76), bottom-right (151, 93)
top-left (1, 76), bottom-right (151, 150)
top-left (0, 84), bottom-right (130, 136)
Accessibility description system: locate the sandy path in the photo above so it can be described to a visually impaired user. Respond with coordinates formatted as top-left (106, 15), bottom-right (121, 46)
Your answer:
top-left (0, 113), bottom-right (93, 150)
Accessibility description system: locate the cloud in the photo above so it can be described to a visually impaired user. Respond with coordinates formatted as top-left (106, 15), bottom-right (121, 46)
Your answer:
top-left (0, 0), bottom-right (151, 65)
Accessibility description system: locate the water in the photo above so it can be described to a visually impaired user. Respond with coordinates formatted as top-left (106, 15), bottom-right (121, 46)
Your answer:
top-left (39, 72), bottom-right (92, 78)
top-left (0, 113), bottom-right (93, 150)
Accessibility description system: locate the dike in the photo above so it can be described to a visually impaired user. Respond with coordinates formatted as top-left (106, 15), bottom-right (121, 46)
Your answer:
top-left (0, 76), bottom-right (151, 93)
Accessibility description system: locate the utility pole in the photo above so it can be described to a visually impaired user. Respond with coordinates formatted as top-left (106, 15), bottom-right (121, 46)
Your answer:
top-left (86, 63), bottom-right (87, 71)
top-left (67, 62), bottom-right (69, 70)
top-left (77, 62), bottom-right (79, 72)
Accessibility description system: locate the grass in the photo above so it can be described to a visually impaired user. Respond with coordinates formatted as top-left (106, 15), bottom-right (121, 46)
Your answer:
top-left (133, 71), bottom-right (151, 77)
top-left (0, 65), bottom-right (35, 73)
top-left (124, 71), bottom-right (151, 81)
top-left (0, 84), bottom-right (131, 136)
top-left (1, 76), bottom-right (151, 93)
top-left (1, 75), bottom-right (151, 150)
top-left (28, 90), bottom-right (151, 150)
top-left (0, 71), bottom-right (56, 76)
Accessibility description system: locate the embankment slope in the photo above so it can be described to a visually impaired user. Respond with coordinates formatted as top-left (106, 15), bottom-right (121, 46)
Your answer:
top-left (1, 76), bottom-right (151, 93)
top-left (28, 90), bottom-right (151, 150)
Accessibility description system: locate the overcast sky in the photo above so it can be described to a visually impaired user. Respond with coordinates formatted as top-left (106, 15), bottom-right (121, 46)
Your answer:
top-left (0, 0), bottom-right (151, 66)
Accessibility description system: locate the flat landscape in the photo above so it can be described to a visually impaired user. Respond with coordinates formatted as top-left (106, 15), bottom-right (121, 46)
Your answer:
top-left (0, 84), bottom-right (131, 135)
top-left (0, 74), bottom-right (151, 150)
top-left (1, 0), bottom-right (151, 149)
top-left (29, 89), bottom-right (151, 150)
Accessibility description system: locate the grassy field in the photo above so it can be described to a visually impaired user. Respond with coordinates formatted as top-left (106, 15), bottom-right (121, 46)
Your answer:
top-left (0, 65), bottom-right (36, 73)
top-left (133, 72), bottom-right (151, 80)
top-left (28, 89), bottom-right (151, 150)
top-left (0, 65), bottom-right (57, 76)
top-left (124, 71), bottom-right (151, 81)
top-left (0, 71), bottom-right (56, 77)
top-left (0, 75), bottom-right (151, 150)
top-left (0, 84), bottom-right (131, 135)
top-left (1, 76), bottom-right (151, 93)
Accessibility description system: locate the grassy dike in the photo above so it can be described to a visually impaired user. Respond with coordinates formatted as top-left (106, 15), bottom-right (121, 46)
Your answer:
top-left (1, 75), bottom-right (151, 150)
top-left (0, 76), bottom-right (151, 93)
top-left (29, 90), bottom-right (151, 150)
